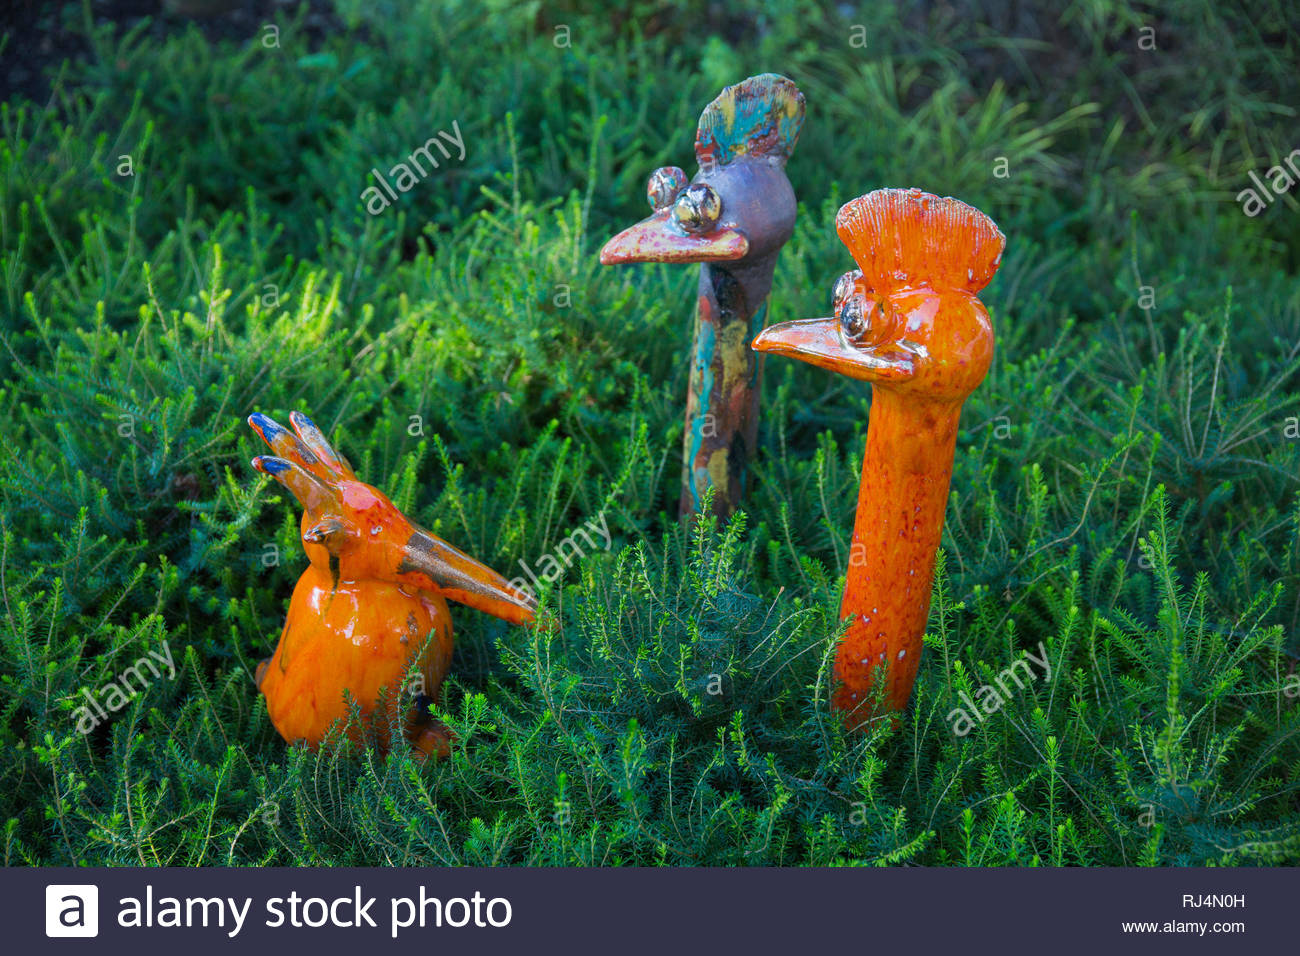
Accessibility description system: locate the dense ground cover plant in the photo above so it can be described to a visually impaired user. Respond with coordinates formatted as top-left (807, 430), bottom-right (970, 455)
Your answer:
top-left (1, 0), bottom-right (1297, 865)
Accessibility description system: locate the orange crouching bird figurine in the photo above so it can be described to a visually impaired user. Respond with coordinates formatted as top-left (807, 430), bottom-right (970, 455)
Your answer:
top-left (247, 411), bottom-right (536, 756)
top-left (753, 188), bottom-right (1004, 730)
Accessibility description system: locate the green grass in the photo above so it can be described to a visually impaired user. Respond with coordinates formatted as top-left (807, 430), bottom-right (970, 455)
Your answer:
top-left (1, 0), bottom-right (1298, 866)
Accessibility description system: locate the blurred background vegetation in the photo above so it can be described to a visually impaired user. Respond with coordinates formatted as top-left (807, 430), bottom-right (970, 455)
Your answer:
top-left (0, 0), bottom-right (1297, 865)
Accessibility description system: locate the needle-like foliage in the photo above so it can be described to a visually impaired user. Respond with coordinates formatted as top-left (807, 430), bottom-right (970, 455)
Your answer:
top-left (1, 0), bottom-right (1296, 866)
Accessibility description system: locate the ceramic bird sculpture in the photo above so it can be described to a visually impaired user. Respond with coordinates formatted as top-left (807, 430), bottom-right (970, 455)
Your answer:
top-left (247, 411), bottom-right (536, 756)
top-left (753, 188), bottom-right (1005, 730)
top-left (601, 73), bottom-right (805, 519)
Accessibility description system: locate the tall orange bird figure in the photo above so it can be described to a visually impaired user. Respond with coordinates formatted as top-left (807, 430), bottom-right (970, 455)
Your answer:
top-left (247, 411), bottom-right (536, 756)
top-left (753, 188), bottom-right (1005, 729)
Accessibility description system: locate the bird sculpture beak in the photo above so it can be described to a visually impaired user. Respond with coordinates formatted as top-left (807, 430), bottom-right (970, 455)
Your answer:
top-left (751, 317), bottom-right (916, 382)
top-left (599, 208), bottom-right (748, 264)
top-left (397, 528), bottom-right (537, 626)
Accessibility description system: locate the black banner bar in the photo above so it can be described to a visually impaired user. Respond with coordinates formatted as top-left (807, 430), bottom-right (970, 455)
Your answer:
top-left (8, 866), bottom-right (1285, 954)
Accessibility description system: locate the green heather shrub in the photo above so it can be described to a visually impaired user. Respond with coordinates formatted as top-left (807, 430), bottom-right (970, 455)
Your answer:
top-left (0, 0), bottom-right (1296, 866)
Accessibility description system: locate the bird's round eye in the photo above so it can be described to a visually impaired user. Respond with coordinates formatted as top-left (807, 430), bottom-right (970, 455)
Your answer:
top-left (839, 296), bottom-right (871, 341)
top-left (647, 166), bottom-right (688, 211)
top-left (303, 518), bottom-right (351, 553)
top-left (832, 270), bottom-right (863, 313)
top-left (673, 183), bottom-right (722, 234)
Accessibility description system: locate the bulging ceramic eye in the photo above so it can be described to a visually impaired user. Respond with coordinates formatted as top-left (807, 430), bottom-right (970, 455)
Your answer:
top-left (832, 270), bottom-right (864, 313)
top-left (647, 166), bottom-right (688, 211)
top-left (839, 296), bottom-right (870, 341)
top-left (673, 183), bottom-right (722, 233)
top-left (303, 517), bottom-right (352, 553)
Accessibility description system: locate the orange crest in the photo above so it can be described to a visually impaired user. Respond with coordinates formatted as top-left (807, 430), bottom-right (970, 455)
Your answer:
top-left (835, 187), bottom-right (1005, 296)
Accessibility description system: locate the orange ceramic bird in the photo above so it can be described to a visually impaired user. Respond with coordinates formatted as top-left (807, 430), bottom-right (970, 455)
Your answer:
top-left (247, 411), bottom-right (536, 756)
top-left (753, 188), bottom-right (1004, 729)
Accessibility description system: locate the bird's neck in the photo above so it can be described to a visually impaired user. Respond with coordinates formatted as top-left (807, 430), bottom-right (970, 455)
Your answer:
top-left (836, 387), bottom-right (964, 722)
top-left (679, 257), bottom-right (775, 516)
top-left (694, 256), bottom-right (778, 351)
top-left (703, 249), bottom-right (778, 309)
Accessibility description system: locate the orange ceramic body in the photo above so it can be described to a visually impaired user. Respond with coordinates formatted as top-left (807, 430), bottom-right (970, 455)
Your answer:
top-left (257, 566), bottom-right (453, 752)
top-left (753, 188), bottom-right (1005, 729)
top-left (247, 410), bottom-right (535, 756)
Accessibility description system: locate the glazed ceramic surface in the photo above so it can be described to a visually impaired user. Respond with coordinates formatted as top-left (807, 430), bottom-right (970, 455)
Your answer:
top-left (601, 74), bottom-right (804, 518)
top-left (247, 411), bottom-right (535, 755)
top-left (753, 187), bottom-right (1005, 728)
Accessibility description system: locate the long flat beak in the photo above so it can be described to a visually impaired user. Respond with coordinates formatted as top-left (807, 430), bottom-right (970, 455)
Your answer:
top-left (397, 529), bottom-right (537, 626)
top-left (751, 318), bottom-right (916, 382)
top-left (599, 209), bottom-right (748, 264)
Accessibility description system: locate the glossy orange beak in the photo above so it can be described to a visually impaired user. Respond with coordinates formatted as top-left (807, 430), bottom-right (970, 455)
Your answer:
top-left (752, 318), bottom-right (917, 383)
top-left (599, 208), bottom-right (748, 264)
top-left (396, 528), bottom-right (537, 626)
